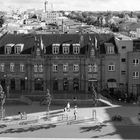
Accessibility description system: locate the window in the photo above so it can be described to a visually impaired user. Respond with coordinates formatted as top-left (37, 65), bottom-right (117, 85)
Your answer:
top-left (20, 64), bottom-right (25, 72)
top-left (93, 64), bottom-right (98, 72)
top-left (133, 71), bottom-right (139, 79)
top-left (20, 79), bottom-right (25, 90)
top-left (90, 48), bottom-right (95, 57)
top-left (63, 64), bottom-right (69, 72)
top-left (121, 71), bottom-right (126, 75)
top-left (52, 64), bottom-right (58, 72)
top-left (63, 44), bottom-right (70, 54)
top-left (52, 44), bottom-right (59, 54)
top-left (0, 63), bottom-right (4, 72)
top-left (107, 46), bottom-right (114, 54)
top-left (63, 78), bottom-right (69, 91)
top-left (5, 47), bottom-right (11, 54)
top-left (122, 46), bottom-right (126, 49)
top-left (108, 65), bottom-right (115, 71)
top-left (133, 59), bottom-right (139, 65)
top-left (73, 44), bottom-right (80, 54)
top-left (5, 44), bottom-right (14, 54)
top-left (36, 48), bottom-right (40, 56)
top-left (15, 47), bottom-right (21, 54)
top-left (38, 65), bottom-right (43, 72)
top-left (121, 58), bottom-right (126, 62)
top-left (15, 44), bottom-right (24, 54)
top-left (73, 64), bottom-right (79, 72)
top-left (88, 64), bottom-right (98, 72)
top-left (10, 63), bottom-right (15, 72)
top-left (53, 79), bottom-right (58, 91)
top-left (88, 65), bottom-right (92, 72)
top-left (34, 65), bottom-right (38, 72)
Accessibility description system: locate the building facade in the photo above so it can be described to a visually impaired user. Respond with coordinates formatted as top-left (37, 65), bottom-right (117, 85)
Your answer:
top-left (1, 33), bottom-right (139, 99)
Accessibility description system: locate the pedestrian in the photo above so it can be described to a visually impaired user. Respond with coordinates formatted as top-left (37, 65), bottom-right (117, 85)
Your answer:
top-left (67, 102), bottom-right (70, 112)
top-left (74, 105), bottom-right (78, 120)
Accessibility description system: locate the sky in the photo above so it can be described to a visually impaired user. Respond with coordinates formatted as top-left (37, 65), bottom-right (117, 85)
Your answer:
top-left (0, 0), bottom-right (140, 11)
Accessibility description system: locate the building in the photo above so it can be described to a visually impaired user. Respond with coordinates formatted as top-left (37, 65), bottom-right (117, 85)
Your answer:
top-left (0, 33), bottom-right (116, 99)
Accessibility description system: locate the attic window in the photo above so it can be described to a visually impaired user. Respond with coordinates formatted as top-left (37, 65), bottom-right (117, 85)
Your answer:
top-left (107, 46), bottom-right (114, 54)
top-left (73, 44), bottom-right (80, 54)
top-left (52, 44), bottom-right (60, 54)
top-left (62, 44), bottom-right (70, 54)
top-left (15, 44), bottom-right (24, 54)
top-left (5, 44), bottom-right (15, 54)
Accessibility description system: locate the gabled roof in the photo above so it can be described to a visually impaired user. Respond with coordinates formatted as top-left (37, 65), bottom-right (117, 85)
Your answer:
top-left (0, 33), bottom-right (114, 55)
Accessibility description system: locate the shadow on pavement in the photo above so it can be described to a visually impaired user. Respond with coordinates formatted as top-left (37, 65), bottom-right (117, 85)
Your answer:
top-left (0, 124), bottom-right (56, 135)
top-left (80, 124), bottom-right (107, 133)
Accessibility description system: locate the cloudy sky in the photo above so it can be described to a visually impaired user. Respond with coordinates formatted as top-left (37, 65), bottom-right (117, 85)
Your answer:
top-left (0, 0), bottom-right (140, 11)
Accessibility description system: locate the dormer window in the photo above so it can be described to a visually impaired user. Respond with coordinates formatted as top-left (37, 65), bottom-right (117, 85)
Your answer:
top-left (52, 44), bottom-right (60, 54)
top-left (63, 44), bottom-right (70, 54)
top-left (5, 44), bottom-right (14, 54)
top-left (15, 44), bottom-right (24, 54)
top-left (105, 43), bottom-right (115, 54)
top-left (36, 48), bottom-right (41, 56)
top-left (73, 44), bottom-right (80, 54)
top-left (107, 46), bottom-right (114, 54)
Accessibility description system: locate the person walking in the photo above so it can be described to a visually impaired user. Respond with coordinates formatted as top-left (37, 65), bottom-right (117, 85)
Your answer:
top-left (67, 102), bottom-right (70, 112)
top-left (74, 106), bottom-right (78, 120)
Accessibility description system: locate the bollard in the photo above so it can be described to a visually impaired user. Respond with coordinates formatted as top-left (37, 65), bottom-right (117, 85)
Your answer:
top-left (92, 109), bottom-right (96, 120)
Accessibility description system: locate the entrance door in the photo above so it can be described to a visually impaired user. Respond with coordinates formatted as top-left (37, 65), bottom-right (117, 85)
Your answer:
top-left (34, 78), bottom-right (44, 91)
top-left (88, 79), bottom-right (98, 92)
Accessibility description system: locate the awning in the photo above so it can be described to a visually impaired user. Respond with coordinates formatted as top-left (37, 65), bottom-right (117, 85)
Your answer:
top-left (107, 82), bottom-right (117, 88)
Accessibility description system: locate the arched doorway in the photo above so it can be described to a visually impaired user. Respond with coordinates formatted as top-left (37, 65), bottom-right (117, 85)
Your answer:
top-left (63, 78), bottom-right (69, 91)
top-left (88, 78), bottom-right (98, 92)
top-left (73, 78), bottom-right (79, 91)
top-left (34, 78), bottom-right (44, 91)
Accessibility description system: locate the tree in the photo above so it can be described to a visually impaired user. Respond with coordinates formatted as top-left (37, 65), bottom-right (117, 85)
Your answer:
top-left (45, 89), bottom-right (51, 119)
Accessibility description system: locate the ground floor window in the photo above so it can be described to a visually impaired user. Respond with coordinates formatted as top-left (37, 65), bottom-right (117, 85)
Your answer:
top-left (10, 79), bottom-right (15, 90)
top-left (34, 78), bottom-right (44, 91)
top-left (20, 79), bottom-right (25, 90)
top-left (73, 78), bottom-right (79, 91)
top-left (63, 78), bottom-right (69, 91)
top-left (53, 79), bottom-right (58, 91)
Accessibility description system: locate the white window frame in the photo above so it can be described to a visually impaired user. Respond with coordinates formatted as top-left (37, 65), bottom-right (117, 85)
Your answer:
top-left (73, 64), bottom-right (79, 72)
top-left (5, 47), bottom-right (11, 54)
top-left (34, 64), bottom-right (38, 72)
top-left (88, 64), bottom-right (92, 72)
top-left (38, 65), bottom-right (43, 72)
top-left (15, 46), bottom-right (21, 54)
top-left (52, 46), bottom-right (59, 54)
top-left (107, 46), bottom-right (114, 54)
top-left (10, 63), bottom-right (15, 72)
top-left (133, 59), bottom-right (139, 65)
top-left (93, 64), bottom-right (98, 72)
top-left (73, 44), bottom-right (80, 54)
top-left (0, 63), bottom-right (4, 72)
top-left (108, 65), bottom-right (115, 71)
top-left (63, 44), bottom-right (70, 54)
top-left (52, 64), bottom-right (58, 72)
top-left (63, 64), bottom-right (68, 72)
top-left (20, 64), bottom-right (25, 72)
top-left (133, 71), bottom-right (139, 79)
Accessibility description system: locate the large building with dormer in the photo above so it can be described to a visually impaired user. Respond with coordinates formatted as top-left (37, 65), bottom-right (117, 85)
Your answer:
top-left (0, 33), bottom-right (140, 99)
